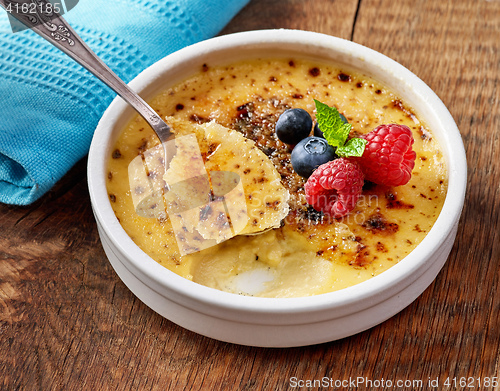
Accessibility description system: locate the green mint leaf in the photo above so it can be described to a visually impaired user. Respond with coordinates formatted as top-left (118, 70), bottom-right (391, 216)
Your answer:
top-left (314, 99), bottom-right (367, 158)
top-left (336, 137), bottom-right (368, 157)
top-left (314, 99), bottom-right (351, 148)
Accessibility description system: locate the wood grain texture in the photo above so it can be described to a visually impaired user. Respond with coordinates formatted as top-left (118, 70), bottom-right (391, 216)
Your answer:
top-left (1, 0), bottom-right (499, 390)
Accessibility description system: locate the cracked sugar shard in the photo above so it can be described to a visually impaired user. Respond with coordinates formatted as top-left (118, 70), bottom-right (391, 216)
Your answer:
top-left (127, 119), bottom-right (289, 255)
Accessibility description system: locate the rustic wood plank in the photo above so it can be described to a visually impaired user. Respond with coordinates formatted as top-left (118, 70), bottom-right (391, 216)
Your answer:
top-left (1, 0), bottom-right (499, 390)
top-left (352, 0), bottom-right (500, 385)
top-left (219, 0), bottom-right (360, 39)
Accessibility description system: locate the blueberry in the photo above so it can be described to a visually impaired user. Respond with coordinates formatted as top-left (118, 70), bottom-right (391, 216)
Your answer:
top-left (291, 137), bottom-right (336, 178)
top-left (314, 113), bottom-right (348, 138)
top-left (275, 108), bottom-right (313, 144)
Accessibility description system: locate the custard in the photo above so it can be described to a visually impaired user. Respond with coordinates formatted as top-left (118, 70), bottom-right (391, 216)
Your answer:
top-left (106, 58), bottom-right (447, 298)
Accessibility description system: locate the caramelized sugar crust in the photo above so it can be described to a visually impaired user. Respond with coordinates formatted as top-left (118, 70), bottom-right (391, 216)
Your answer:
top-left (106, 58), bottom-right (447, 297)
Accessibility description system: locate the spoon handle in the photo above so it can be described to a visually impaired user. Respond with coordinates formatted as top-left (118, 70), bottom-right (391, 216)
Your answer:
top-left (0, 0), bottom-right (172, 143)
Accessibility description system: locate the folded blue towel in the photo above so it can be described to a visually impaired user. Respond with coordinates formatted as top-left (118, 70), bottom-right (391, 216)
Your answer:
top-left (0, 0), bottom-right (249, 205)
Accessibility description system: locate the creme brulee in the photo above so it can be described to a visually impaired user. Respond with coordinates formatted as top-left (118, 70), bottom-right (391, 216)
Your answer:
top-left (106, 57), bottom-right (447, 298)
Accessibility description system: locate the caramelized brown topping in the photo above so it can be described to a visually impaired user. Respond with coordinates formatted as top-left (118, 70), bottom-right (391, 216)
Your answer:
top-left (362, 213), bottom-right (399, 235)
top-left (351, 244), bottom-right (371, 267)
top-left (385, 191), bottom-right (415, 209)
top-left (309, 67), bottom-right (320, 77)
top-left (189, 114), bottom-right (210, 124)
top-left (337, 73), bottom-right (351, 82)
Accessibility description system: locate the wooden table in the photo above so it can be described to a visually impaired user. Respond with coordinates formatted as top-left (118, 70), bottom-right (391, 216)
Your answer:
top-left (1, 0), bottom-right (499, 389)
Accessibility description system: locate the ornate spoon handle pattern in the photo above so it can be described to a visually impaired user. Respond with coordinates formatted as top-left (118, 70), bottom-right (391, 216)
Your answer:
top-left (0, 0), bottom-right (173, 144)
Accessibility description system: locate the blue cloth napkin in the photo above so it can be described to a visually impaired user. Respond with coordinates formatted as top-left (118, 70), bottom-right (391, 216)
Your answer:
top-left (0, 0), bottom-right (249, 205)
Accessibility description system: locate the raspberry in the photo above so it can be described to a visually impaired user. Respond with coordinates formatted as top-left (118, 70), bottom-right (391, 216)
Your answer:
top-left (304, 158), bottom-right (364, 218)
top-left (357, 124), bottom-right (416, 186)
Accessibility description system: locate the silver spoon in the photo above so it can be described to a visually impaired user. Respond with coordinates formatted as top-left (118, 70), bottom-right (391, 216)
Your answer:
top-left (1, 1), bottom-right (277, 239)
top-left (0, 0), bottom-right (173, 146)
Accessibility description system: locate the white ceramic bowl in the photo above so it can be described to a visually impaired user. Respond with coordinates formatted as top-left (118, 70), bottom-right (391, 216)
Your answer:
top-left (87, 29), bottom-right (466, 347)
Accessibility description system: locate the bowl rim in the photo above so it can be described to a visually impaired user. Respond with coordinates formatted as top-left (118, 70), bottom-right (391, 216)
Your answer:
top-left (88, 29), bottom-right (467, 318)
